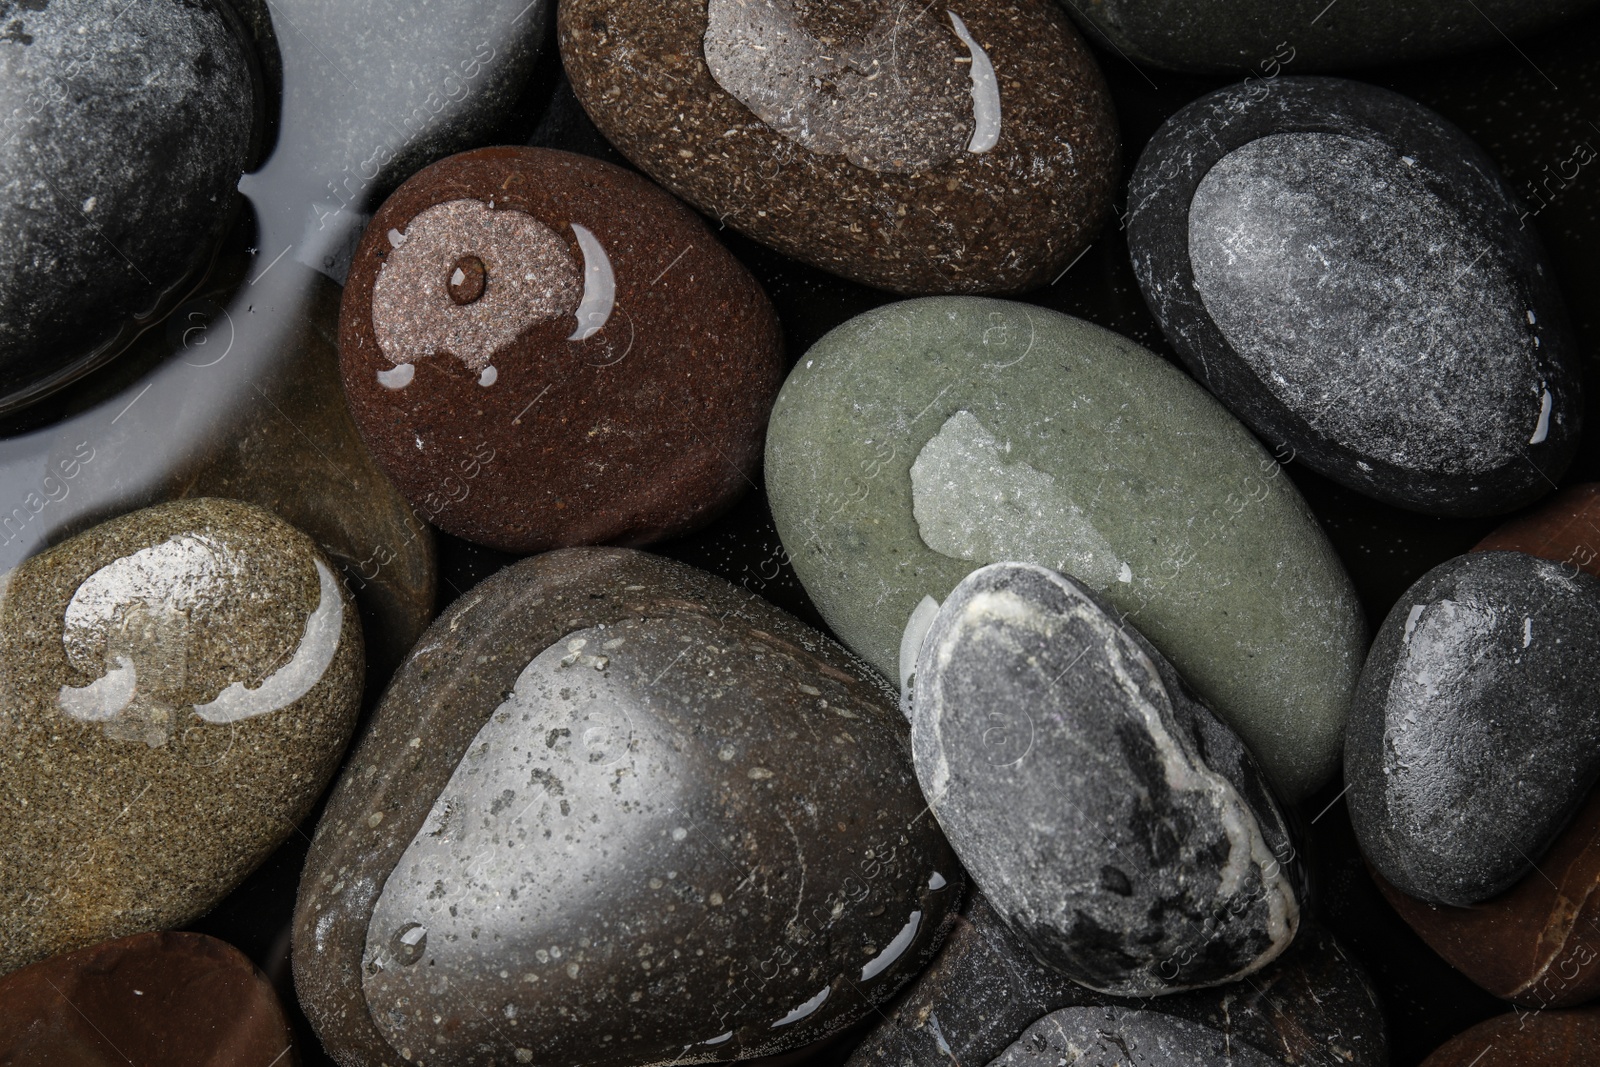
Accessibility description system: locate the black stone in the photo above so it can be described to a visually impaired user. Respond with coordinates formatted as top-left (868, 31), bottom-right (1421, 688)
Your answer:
top-left (1127, 77), bottom-right (1581, 517)
top-left (846, 893), bottom-right (1387, 1067)
top-left (909, 561), bottom-right (1303, 996)
top-left (0, 0), bottom-right (258, 412)
top-left (1346, 549), bottom-right (1600, 905)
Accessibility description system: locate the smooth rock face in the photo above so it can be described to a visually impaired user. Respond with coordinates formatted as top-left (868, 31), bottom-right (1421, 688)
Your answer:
top-left (294, 548), bottom-right (961, 1067)
top-left (1346, 551), bottom-right (1600, 906)
top-left (911, 562), bottom-right (1300, 996)
top-left (0, 931), bottom-right (298, 1066)
top-left (1128, 78), bottom-right (1580, 516)
top-left (1060, 0), bottom-right (1599, 73)
top-left (0, 0), bottom-right (256, 412)
top-left (765, 297), bottom-right (1365, 802)
top-left (993, 1008), bottom-right (1283, 1067)
top-left (340, 147), bottom-right (782, 554)
top-left (0, 498), bottom-right (364, 975)
top-left (559, 0), bottom-right (1118, 294)
top-left (1420, 1007), bottom-right (1600, 1067)
top-left (1476, 482), bottom-right (1600, 579)
top-left (847, 893), bottom-right (1387, 1067)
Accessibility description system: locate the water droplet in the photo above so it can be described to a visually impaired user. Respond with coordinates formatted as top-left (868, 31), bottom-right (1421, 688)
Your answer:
top-left (447, 254), bottom-right (487, 305)
top-left (390, 922), bottom-right (428, 965)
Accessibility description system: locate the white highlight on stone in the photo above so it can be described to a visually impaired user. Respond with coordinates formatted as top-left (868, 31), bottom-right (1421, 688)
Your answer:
top-left (1524, 617), bottom-right (1533, 649)
top-left (1118, 562), bottom-right (1133, 584)
top-left (899, 595), bottom-right (943, 717)
top-left (947, 11), bottom-right (1000, 154)
top-left (771, 985), bottom-right (830, 1027)
top-left (82, 196), bottom-right (97, 213)
top-left (387, 227), bottom-right (406, 248)
top-left (860, 910), bottom-right (922, 981)
top-left (58, 655), bottom-right (136, 721)
top-left (378, 363), bottom-right (416, 390)
top-left (928, 871), bottom-right (948, 891)
top-left (479, 365), bottom-right (498, 387)
top-left (1530, 386), bottom-right (1553, 445)
top-left (702, 1032), bottom-right (733, 1046)
top-left (192, 560), bottom-right (345, 723)
top-left (567, 223), bottom-right (615, 341)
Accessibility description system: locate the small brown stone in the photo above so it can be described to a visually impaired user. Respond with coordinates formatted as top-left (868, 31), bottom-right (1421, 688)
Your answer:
top-left (0, 931), bottom-right (297, 1067)
top-left (1475, 482), bottom-right (1600, 578)
top-left (339, 147), bottom-right (782, 554)
top-left (1419, 1007), bottom-right (1600, 1066)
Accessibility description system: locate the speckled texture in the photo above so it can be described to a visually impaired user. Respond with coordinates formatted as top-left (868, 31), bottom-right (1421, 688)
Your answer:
top-left (1419, 1007), bottom-right (1600, 1067)
top-left (846, 896), bottom-right (1386, 1067)
top-left (559, 0), bottom-right (1118, 294)
top-left (1059, 0), bottom-right (1600, 73)
top-left (911, 563), bottom-right (1301, 996)
top-left (992, 1007), bottom-right (1284, 1067)
top-left (1128, 78), bottom-right (1581, 516)
top-left (1346, 551), bottom-right (1600, 906)
top-left (764, 297), bottom-right (1366, 802)
top-left (340, 148), bottom-right (782, 554)
top-left (293, 547), bottom-right (961, 1067)
top-left (0, 931), bottom-right (298, 1066)
top-left (0, 498), bottom-right (364, 975)
top-left (0, 0), bottom-right (256, 412)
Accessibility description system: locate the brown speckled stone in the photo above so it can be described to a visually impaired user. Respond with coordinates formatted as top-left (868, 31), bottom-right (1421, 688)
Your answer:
top-left (558, 0), bottom-right (1119, 295)
top-left (1476, 483), bottom-right (1600, 579)
top-left (0, 498), bottom-right (364, 976)
top-left (294, 547), bottom-right (961, 1067)
top-left (0, 931), bottom-right (298, 1067)
top-left (339, 147), bottom-right (782, 555)
top-left (1420, 1007), bottom-right (1600, 1066)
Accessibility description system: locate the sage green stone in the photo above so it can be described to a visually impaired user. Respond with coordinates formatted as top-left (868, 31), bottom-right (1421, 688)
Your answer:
top-left (765, 297), bottom-right (1365, 802)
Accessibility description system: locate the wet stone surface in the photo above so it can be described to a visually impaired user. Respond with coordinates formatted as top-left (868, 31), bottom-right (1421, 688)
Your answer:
top-left (1128, 78), bottom-right (1581, 517)
top-left (340, 147), bottom-right (782, 554)
top-left (1346, 550), bottom-right (1600, 906)
top-left (910, 562), bottom-right (1302, 997)
top-left (294, 547), bottom-right (960, 1067)
top-left (0, 498), bottom-right (364, 976)
top-left (1419, 1006), bottom-right (1600, 1067)
top-left (559, 0), bottom-right (1118, 294)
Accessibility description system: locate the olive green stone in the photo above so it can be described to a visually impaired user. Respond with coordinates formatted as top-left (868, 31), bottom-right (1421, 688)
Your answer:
top-left (0, 497), bottom-right (364, 976)
top-left (765, 298), bottom-right (1365, 801)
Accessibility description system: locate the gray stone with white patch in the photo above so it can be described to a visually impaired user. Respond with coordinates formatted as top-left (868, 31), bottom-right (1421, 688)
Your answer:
top-left (1346, 550), bottom-right (1600, 906)
top-left (910, 561), bottom-right (1302, 997)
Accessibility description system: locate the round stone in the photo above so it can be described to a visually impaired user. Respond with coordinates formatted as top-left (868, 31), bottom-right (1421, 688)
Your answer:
top-left (765, 297), bottom-right (1366, 802)
top-left (339, 147), bottom-right (782, 553)
top-left (0, 0), bottom-right (257, 412)
top-left (558, 0), bottom-right (1118, 294)
top-left (1128, 77), bottom-right (1581, 516)
top-left (0, 498), bottom-right (364, 975)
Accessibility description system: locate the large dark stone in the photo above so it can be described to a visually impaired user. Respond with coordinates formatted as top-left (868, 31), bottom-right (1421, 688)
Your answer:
top-left (1346, 550), bottom-right (1600, 905)
top-left (909, 561), bottom-right (1303, 996)
top-left (1128, 77), bottom-right (1580, 517)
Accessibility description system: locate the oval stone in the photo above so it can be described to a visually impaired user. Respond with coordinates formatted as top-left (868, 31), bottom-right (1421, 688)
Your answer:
top-left (293, 547), bottom-right (961, 1067)
top-left (911, 562), bottom-right (1301, 995)
top-left (339, 147), bottom-right (782, 554)
top-left (765, 297), bottom-right (1365, 802)
top-left (1346, 551), bottom-right (1600, 905)
top-left (0, 0), bottom-right (257, 412)
top-left (1128, 78), bottom-right (1580, 516)
top-left (0, 498), bottom-right (364, 975)
top-left (557, 0), bottom-right (1118, 294)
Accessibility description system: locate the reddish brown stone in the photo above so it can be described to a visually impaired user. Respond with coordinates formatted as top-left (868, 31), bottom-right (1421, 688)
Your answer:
top-left (1420, 1007), bottom-right (1600, 1066)
top-left (0, 931), bottom-right (297, 1066)
top-left (1475, 483), bottom-right (1600, 578)
top-left (339, 147), bottom-right (782, 554)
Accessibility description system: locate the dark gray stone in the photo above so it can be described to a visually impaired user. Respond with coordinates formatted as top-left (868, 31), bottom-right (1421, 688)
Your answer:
top-left (1346, 550), bottom-right (1600, 906)
top-left (294, 547), bottom-right (962, 1067)
top-left (1127, 77), bottom-right (1581, 517)
top-left (909, 561), bottom-right (1303, 997)
top-left (846, 894), bottom-right (1387, 1067)
top-left (990, 1007), bottom-right (1281, 1067)
top-left (0, 0), bottom-right (257, 412)
top-left (1058, 0), bottom-right (1599, 74)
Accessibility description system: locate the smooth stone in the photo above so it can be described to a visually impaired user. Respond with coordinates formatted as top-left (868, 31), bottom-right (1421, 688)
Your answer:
top-left (911, 562), bottom-right (1301, 995)
top-left (0, 0), bottom-right (256, 412)
top-left (1376, 784), bottom-right (1600, 1010)
top-left (847, 892), bottom-right (1387, 1067)
top-left (992, 1007), bottom-right (1284, 1067)
top-left (1346, 550), bottom-right (1600, 906)
top-left (1476, 483), bottom-right (1600, 579)
top-left (764, 297), bottom-right (1365, 802)
top-left (0, 931), bottom-right (297, 1066)
top-left (1420, 1007), bottom-right (1600, 1067)
top-left (0, 498), bottom-right (364, 975)
top-left (1128, 77), bottom-right (1580, 516)
top-left (339, 147), bottom-right (782, 554)
top-left (1059, 0), bottom-right (1598, 73)
top-left (558, 0), bottom-right (1118, 294)
top-left (293, 547), bottom-right (961, 1067)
